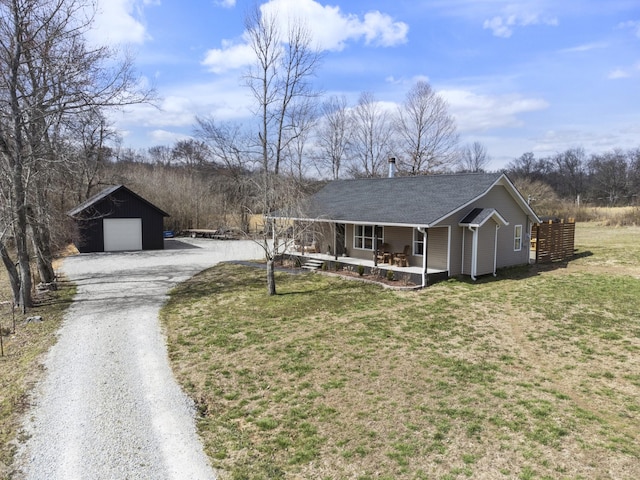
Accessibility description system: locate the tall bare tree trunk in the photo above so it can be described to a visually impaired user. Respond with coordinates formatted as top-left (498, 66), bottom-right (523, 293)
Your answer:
top-left (30, 219), bottom-right (56, 285)
top-left (7, 1), bottom-right (33, 310)
top-left (266, 260), bottom-right (276, 295)
top-left (0, 242), bottom-right (20, 305)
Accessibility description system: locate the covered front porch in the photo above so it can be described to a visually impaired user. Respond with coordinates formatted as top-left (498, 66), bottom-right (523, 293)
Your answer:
top-left (283, 249), bottom-right (449, 287)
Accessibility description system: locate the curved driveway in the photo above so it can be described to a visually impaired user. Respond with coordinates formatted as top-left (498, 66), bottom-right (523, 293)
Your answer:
top-left (16, 239), bottom-right (264, 480)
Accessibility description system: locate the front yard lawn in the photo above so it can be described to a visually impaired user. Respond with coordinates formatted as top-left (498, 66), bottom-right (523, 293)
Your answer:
top-left (161, 223), bottom-right (640, 480)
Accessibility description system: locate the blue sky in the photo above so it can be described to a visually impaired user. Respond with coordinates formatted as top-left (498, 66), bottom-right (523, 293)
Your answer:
top-left (93, 0), bottom-right (640, 170)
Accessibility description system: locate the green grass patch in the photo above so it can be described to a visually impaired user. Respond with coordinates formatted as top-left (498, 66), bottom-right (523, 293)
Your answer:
top-left (162, 224), bottom-right (640, 479)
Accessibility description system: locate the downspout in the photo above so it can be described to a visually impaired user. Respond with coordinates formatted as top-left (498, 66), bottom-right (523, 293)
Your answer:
top-left (468, 226), bottom-right (477, 281)
top-left (493, 224), bottom-right (500, 277)
top-left (461, 227), bottom-right (465, 275)
top-left (447, 225), bottom-right (451, 277)
top-left (418, 227), bottom-right (427, 288)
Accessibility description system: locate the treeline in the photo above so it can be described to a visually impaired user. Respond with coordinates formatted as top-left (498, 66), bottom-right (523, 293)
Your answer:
top-left (102, 142), bottom-right (640, 231)
top-left (504, 148), bottom-right (640, 217)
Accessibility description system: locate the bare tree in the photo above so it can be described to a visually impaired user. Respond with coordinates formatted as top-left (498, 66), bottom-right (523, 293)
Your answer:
top-left (148, 145), bottom-right (173, 166)
top-left (283, 99), bottom-right (317, 181)
top-left (171, 139), bottom-right (212, 228)
top-left (244, 6), bottom-right (321, 294)
top-left (244, 6), bottom-right (321, 176)
top-left (314, 95), bottom-right (352, 180)
top-left (506, 152), bottom-right (540, 181)
top-left (65, 109), bottom-right (117, 201)
top-left (0, 0), bottom-right (153, 309)
top-left (250, 173), bottom-right (314, 295)
top-left (512, 178), bottom-right (560, 215)
top-left (350, 91), bottom-right (393, 177)
top-left (458, 141), bottom-right (490, 173)
top-left (550, 148), bottom-right (585, 201)
top-left (195, 116), bottom-right (256, 231)
top-left (588, 150), bottom-right (629, 206)
top-left (629, 148), bottom-right (640, 202)
top-left (171, 139), bottom-right (209, 168)
top-left (395, 80), bottom-right (459, 175)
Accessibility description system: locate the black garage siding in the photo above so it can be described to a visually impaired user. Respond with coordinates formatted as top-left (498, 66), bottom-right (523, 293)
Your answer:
top-left (68, 185), bottom-right (169, 253)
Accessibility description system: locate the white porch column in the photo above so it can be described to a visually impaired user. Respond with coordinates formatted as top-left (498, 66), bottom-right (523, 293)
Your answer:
top-left (493, 224), bottom-right (500, 276)
top-left (470, 226), bottom-right (478, 281)
top-left (447, 225), bottom-right (451, 275)
top-left (422, 228), bottom-right (428, 288)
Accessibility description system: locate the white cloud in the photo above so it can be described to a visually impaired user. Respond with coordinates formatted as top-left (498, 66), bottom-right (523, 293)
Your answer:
top-left (202, 0), bottom-right (408, 73)
top-left (111, 77), bottom-right (253, 137)
top-left (385, 75), bottom-right (430, 86)
top-left (215, 0), bottom-right (236, 8)
top-left (559, 42), bottom-right (608, 53)
top-left (608, 68), bottom-right (631, 79)
top-left (531, 126), bottom-right (639, 156)
top-left (619, 20), bottom-right (640, 38)
top-left (359, 11), bottom-right (409, 47)
top-left (201, 41), bottom-right (256, 74)
top-left (260, 0), bottom-right (408, 50)
top-left (483, 8), bottom-right (558, 38)
top-left (149, 129), bottom-right (193, 144)
top-left (440, 89), bottom-right (549, 132)
top-left (89, 0), bottom-right (156, 45)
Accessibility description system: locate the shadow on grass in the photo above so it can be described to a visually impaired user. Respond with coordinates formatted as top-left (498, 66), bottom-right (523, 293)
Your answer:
top-left (275, 290), bottom-right (316, 297)
top-left (450, 251), bottom-right (594, 286)
top-left (176, 263), bottom-right (375, 303)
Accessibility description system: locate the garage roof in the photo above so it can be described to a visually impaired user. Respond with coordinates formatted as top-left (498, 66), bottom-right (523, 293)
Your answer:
top-left (68, 185), bottom-right (169, 218)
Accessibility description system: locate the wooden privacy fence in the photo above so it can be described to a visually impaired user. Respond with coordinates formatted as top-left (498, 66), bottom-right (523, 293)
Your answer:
top-left (531, 219), bottom-right (576, 263)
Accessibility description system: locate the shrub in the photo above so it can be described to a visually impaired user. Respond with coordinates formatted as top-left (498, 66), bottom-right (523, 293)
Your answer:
top-left (386, 270), bottom-right (395, 281)
top-left (334, 262), bottom-right (342, 271)
top-left (357, 265), bottom-right (365, 276)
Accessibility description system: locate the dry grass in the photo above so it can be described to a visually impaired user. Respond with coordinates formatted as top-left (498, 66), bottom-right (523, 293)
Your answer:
top-left (568, 205), bottom-right (640, 226)
top-left (0, 266), bottom-right (75, 478)
top-left (162, 223), bottom-right (640, 480)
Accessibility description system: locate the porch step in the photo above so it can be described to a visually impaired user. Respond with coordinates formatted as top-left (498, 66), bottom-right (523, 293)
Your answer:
top-left (301, 259), bottom-right (324, 271)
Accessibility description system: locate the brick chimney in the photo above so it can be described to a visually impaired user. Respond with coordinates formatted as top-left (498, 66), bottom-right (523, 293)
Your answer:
top-left (388, 157), bottom-right (396, 178)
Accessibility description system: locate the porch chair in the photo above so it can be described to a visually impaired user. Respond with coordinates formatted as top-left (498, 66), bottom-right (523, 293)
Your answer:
top-left (375, 243), bottom-right (391, 264)
top-left (393, 245), bottom-right (411, 267)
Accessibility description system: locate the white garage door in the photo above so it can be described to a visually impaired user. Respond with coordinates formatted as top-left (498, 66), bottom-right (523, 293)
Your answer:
top-left (103, 218), bottom-right (143, 252)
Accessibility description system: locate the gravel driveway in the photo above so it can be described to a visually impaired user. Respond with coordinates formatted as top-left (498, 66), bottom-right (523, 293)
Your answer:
top-left (15, 239), bottom-right (265, 480)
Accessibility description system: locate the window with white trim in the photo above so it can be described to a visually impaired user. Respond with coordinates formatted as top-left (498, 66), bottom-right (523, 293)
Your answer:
top-left (413, 228), bottom-right (424, 256)
top-left (514, 224), bottom-right (523, 251)
top-left (354, 225), bottom-right (383, 250)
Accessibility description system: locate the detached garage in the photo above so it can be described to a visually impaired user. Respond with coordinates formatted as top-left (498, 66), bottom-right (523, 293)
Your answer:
top-left (68, 185), bottom-right (169, 253)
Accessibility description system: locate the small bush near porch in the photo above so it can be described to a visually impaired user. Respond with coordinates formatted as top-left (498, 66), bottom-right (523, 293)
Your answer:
top-left (162, 223), bottom-right (640, 480)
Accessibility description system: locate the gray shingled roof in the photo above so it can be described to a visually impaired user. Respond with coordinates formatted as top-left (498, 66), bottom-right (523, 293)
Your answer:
top-left (284, 172), bottom-right (505, 227)
top-left (67, 185), bottom-right (169, 218)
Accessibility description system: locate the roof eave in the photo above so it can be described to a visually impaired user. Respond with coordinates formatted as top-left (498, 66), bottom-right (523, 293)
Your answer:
top-left (267, 214), bottom-right (431, 229)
